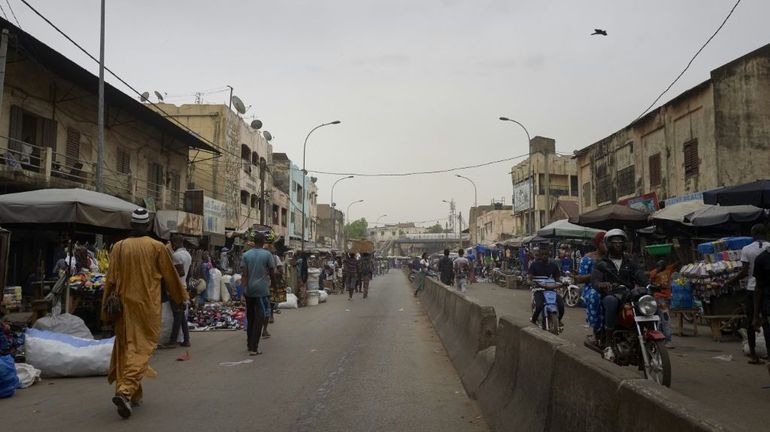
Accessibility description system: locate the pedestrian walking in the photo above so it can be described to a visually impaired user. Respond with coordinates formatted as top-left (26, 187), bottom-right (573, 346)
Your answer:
top-left (438, 248), bottom-right (454, 286)
top-left (161, 235), bottom-right (192, 348)
top-left (727, 224), bottom-right (770, 364)
top-left (751, 247), bottom-right (770, 372)
top-left (343, 252), bottom-right (358, 300)
top-left (101, 208), bottom-right (188, 419)
top-left (453, 248), bottom-right (470, 293)
top-left (240, 232), bottom-right (276, 356)
top-left (413, 253), bottom-right (429, 296)
top-left (359, 253), bottom-right (374, 299)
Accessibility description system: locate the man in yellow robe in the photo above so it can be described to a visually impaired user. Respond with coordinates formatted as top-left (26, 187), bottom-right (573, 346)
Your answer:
top-left (101, 208), bottom-right (188, 419)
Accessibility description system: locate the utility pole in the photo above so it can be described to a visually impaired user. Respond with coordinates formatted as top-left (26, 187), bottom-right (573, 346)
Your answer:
top-left (259, 158), bottom-right (266, 225)
top-left (95, 0), bottom-right (105, 192)
top-left (544, 147), bottom-right (551, 226)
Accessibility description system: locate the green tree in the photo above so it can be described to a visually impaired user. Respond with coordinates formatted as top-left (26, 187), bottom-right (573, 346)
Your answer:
top-left (426, 223), bottom-right (446, 234)
top-left (344, 218), bottom-right (368, 239)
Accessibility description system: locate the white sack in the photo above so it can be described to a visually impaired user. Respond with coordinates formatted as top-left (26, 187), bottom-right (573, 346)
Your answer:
top-left (278, 293), bottom-right (298, 309)
top-left (25, 329), bottom-right (114, 377)
top-left (33, 313), bottom-right (93, 339)
top-left (160, 302), bottom-right (183, 344)
top-left (15, 363), bottom-right (41, 389)
top-left (319, 290), bottom-right (329, 303)
top-left (207, 268), bottom-right (222, 302)
top-left (740, 328), bottom-right (768, 357)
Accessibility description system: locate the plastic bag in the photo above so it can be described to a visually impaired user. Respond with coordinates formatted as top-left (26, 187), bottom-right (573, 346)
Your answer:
top-left (208, 268), bottom-right (222, 302)
top-left (277, 293), bottom-right (298, 309)
top-left (319, 290), bottom-right (329, 303)
top-left (33, 313), bottom-right (94, 339)
top-left (160, 302), bottom-right (183, 344)
top-left (25, 328), bottom-right (114, 377)
top-left (740, 328), bottom-right (768, 357)
top-left (0, 354), bottom-right (19, 398)
top-left (15, 363), bottom-right (41, 389)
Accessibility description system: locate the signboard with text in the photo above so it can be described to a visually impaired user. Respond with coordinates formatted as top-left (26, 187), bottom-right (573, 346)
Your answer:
top-left (203, 197), bottom-right (226, 234)
top-left (619, 192), bottom-right (659, 214)
top-left (512, 179), bottom-right (532, 214)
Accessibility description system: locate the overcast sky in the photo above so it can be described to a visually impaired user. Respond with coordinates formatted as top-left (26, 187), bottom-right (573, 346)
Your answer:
top-left (10, 0), bottom-right (769, 228)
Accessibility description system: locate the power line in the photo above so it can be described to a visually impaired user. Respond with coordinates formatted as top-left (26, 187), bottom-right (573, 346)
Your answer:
top-left (17, 0), bottom-right (225, 154)
top-left (6, 0), bottom-right (20, 28)
top-left (0, 4), bottom-right (8, 20)
top-left (308, 152), bottom-right (530, 177)
top-left (634, 0), bottom-right (742, 121)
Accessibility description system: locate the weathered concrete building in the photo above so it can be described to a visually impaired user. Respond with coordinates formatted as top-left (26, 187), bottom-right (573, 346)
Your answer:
top-left (154, 103), bottom-right (273, 231)
top-left (0, 18), bottom-right (218, 209)
top-left (510, 137), bottom-right (578, 235)
top-left (272, 153), bottom-right (314, 248)
top-left (317, 203), bottom-right (344, 249)
top-left (576, 43), bottom-right (770, 211)
top-left (475, 205), bottom-right (515, 244)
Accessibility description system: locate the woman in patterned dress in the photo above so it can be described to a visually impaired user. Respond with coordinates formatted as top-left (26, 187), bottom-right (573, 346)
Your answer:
top-left (577, 232), bottom-right (606, 342)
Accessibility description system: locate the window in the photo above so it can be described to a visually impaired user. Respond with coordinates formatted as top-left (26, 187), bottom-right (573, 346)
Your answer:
top-left (617, 165), bottom-right (635, 197)
top-left (683, 139), bottom-right (699, 177)
top-left (290, 210), bottom-right (295, 225)
top-left (649, 153), bottom-right (661, 187)
top-left (252, 151), bottom-right (259, 166)
top-left (582, 182), bottom-right (591, 207)
top-left (538, 174), bottom-right (545, 195)
top-left (147, 162), bottom-right (163, 200)
top-left (272, 204), bottom-right (279, 225)
top-left (251, 194), bottom-right (258, 208)
top-left (240, 190), bottom-right (249, 206)
top-left (117, 147), bottom-right (131, 174)
top-left (169, 170), bottom-right (181, 209)
top-left (281, 208), bottom-right (288, 227)
top-left (65, 127), bottom-right (80, 168)
top-left (570, 175), bottom-right (578, 197)
top-left (8, 105), bottom-right (57, 173)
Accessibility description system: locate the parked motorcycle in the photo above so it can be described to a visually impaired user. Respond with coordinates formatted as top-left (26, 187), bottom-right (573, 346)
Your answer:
top-left (558, 272), bottom-right (582, 307)
top-left (583, 284), bottom-right (671, 387)
top-left (530, 278), bottom-right (562, 335)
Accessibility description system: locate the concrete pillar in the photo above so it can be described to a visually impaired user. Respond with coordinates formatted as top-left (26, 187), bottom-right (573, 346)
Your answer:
top-left (43, 147), bottom-right (52, 181)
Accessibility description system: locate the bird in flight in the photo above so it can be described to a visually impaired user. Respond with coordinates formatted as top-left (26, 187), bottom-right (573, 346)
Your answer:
top-left (591, 29), bottom-right (608, 36)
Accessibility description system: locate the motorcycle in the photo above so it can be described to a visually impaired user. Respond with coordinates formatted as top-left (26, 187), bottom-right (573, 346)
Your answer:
top-left (530, 278), bottom-right (562, 335)
top-left (583, 284), bottom-right (671, 387)
top-left (558, 272), bottom-right (582, 308)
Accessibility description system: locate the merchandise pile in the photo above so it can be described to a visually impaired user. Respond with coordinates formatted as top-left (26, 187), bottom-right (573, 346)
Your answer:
top-left (67, 273), bottom-right (106, 293)
top-left (187, 303), bottom-right (246, 331)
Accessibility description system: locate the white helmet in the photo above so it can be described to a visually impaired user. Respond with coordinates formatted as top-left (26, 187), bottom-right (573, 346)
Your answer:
top-left (604, 228), bottom-right (628, 245)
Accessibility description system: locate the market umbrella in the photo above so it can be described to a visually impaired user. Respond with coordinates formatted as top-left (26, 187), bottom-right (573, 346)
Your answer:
top-left (683, 204), bottom-right (765, 227)
top-left (537, 219), bottom-right (604, 239)
top-left (569, 204), bottom-right (650, 230)
top-left (702, 180), bottom-right (770, 208)
top-left (651, 201), bottom-right (710, 225)
top-left (0, 188), bottom-right (167, 236)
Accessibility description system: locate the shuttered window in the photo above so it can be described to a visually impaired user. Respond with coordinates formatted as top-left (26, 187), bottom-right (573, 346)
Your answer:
top-left (169, 170), bottom-right (181, 209)
top-left (117, 147), bottom-right (131, 174)
top-left (683, 139), bottom-right (699, 177)
top-left (582, 182), bottom-right (591, 207)
top-left (649, 153), bottom-right (661, 186)
top-left (66, 128), bottom-right (80, 167)
top-left (147, 162), bottom-right (163, 200)
top-left (617, 165), bottom-right (635, 197)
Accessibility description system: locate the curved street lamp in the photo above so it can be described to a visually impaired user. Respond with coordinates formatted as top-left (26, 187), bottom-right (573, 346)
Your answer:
top-left (454, 174), bottom-right (477, 209)
top-left (330, 175), bottom-right (354, 249)
top-left (301, 120), bottom-right (341, 251)
top-left (499, 116), bottom-right (534, 235)
top-left (375, 214), bottom-right (388, 226)
top-left (344, 199), bottom-right (365, 251)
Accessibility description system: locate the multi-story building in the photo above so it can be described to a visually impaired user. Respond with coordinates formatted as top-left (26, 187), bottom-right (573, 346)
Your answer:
top-left (0, 18), bottom-right (217, 207)
top-left (154, 103), bottom-right (273, 232)
top-left (270, 188), bottom-right (289, 240)
top-left (317, 203), bottom-right (344, 249)
top-left (475, 204), bottom-right (515, 244)
top-left (510, 137), bottom-right (579, 235)
top-left (575, 43), bottom-right (770, 212)
top-left (272, 153), bottom-right (313, 249)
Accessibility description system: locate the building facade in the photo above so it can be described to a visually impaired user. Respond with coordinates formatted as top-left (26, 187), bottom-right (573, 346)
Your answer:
top-left (0, 18), bottom-right (217, 208)
top-left (576, 43), bottom-right (770, 212)
top-left (272, 153), bottom-right (313, 248)
top-left (317, 203), bottom-right (344, 249)
top-left (475, 206), bottom-right (515, 244)
top-left (510, 137), bottom-right (578, 235)
top-left (154, 103), bottom-right (273, 231)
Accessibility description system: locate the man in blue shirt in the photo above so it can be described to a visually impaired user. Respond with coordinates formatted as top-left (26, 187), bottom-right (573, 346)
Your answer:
top-left (240, 232), bottom-right (276, 356)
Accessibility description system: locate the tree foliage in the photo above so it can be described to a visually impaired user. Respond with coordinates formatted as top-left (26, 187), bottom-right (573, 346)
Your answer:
top-left (426, 223), bottom-right (447, 234)
top-left (345, 218), bottom-right (368, 239)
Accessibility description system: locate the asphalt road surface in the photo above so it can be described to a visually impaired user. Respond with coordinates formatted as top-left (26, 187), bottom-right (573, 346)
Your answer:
top-left (0, 271), bottom-right (488, 432)
top-left (465, 280), bottom-right (769, 432)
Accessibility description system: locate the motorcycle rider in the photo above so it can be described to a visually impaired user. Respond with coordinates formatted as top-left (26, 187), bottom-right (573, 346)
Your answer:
top-left (590, 229), bottom-right (649, 359)
top-left (529, 244), bottom-right (565, 325)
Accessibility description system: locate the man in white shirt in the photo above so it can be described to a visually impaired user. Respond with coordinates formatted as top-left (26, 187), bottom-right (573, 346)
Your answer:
top-left (165, 235), bottom-right (192, 348)
top-left (728, 224), bottom-right (769, 364)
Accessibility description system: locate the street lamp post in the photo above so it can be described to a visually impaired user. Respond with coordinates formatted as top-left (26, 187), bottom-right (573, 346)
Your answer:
top-left (374, 214), bottom-right (387, 254)
top-left (441, 199), bottom-right (452, 250)
top-left (455, 174), bottom-right (477, 245)
top-left (330, 175), bottom-right (354, 249)
top-left (345, 199), bottom-right (364, 251)
top-left (302, 120), bottom-right (341, 252)
top-left (499, 117), bottom-right (533, 235)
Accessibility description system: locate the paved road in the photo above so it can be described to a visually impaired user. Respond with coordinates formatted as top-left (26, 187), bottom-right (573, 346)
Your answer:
top-left (0, 271), bottom-right (487, 432)
top-left (463, 280), bottom-right (768, 432)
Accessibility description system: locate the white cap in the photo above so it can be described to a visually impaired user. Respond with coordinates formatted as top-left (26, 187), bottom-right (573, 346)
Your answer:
top-left (131, 207), bottom-right (150, 224)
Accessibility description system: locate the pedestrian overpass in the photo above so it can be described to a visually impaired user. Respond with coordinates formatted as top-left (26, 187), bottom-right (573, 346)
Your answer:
top-left (389, 233), bottom-right (470, 256)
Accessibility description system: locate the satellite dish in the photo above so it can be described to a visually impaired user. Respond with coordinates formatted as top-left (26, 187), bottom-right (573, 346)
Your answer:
top-left (263, 131), bottom-right (272, 141)
top-left (250, 120), bottom-right (263, 130)
top-left (140, 91), bottom-right (150, 102)
top-left (231, 95), bottom-right (247, 114)
top-left (154, 91), bottom-right (164, 102)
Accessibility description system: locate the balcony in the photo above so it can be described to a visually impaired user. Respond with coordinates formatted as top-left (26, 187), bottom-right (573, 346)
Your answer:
top-left (1, 143), bottom-right (93, 192)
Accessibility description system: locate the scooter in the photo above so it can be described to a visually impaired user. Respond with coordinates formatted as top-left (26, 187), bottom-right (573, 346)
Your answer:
top-left (530, 278), bottom-right (562, 335)
top-left (558, 272), bottom-right (582, 307)
top-left (583, 284), bottom-right (672, 387)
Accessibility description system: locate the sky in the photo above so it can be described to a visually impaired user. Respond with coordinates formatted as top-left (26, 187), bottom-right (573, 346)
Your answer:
top-left (8, 0), bottom-right (769, 228)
